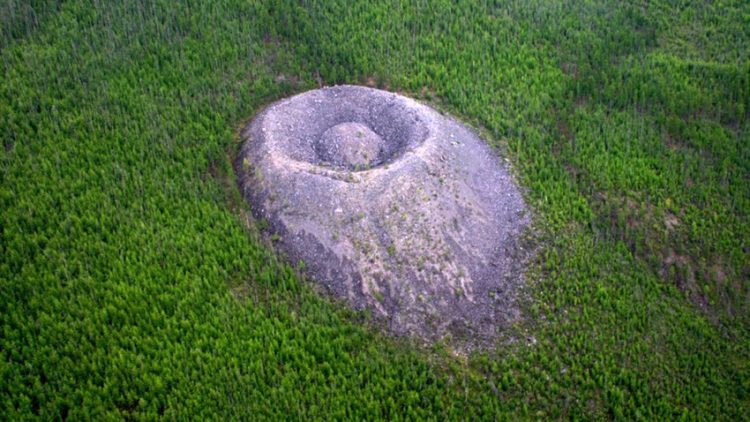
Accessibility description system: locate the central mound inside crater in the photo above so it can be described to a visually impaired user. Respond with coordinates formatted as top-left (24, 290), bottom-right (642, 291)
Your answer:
top-left (237, 85), bottom-right (531, 345)
top-left (317, 122), bottom-right (385, 169)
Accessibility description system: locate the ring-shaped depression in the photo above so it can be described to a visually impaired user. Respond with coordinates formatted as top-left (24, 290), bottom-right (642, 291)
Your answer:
top-left (262, 87), bottom-right (430, 171)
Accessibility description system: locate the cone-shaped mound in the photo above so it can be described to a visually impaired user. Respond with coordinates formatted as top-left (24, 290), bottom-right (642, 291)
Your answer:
top-left (237, 85), bottom-right (530, 343)
top-left (317, 122), bottom-right (385, 169)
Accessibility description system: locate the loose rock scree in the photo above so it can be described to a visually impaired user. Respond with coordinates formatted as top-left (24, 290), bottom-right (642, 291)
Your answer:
top-left (237, 85), bottom-right (530, 342)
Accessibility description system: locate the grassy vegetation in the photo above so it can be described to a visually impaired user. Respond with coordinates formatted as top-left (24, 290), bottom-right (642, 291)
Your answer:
top-left (1, 0), bottom-right (748, 419)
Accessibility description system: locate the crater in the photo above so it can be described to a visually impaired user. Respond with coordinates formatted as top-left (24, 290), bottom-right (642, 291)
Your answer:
top-left (237, 85), bottom-right (531, 346)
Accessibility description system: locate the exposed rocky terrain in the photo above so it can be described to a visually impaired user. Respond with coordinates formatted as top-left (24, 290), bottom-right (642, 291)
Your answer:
top-left (237, 85), bottom-right (531, 342)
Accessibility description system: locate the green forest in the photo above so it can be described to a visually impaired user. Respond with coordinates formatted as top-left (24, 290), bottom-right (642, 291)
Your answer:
top-left (1, 0), bottom-right (748, 419)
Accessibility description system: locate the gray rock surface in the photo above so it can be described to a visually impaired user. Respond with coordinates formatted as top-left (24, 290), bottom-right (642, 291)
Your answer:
top-left (237, 85), bottom-right (530, 342)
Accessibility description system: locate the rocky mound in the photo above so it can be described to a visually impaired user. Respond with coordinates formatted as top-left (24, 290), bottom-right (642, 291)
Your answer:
top-left (237, 85), bottom-right (530, 343)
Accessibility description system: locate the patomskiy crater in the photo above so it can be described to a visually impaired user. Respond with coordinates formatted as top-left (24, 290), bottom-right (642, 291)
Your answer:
top-left (237, 85), bottom-right (530, 343)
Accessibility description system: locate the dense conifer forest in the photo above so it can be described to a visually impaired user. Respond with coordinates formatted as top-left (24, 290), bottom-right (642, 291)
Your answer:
top-left (1, 0), bottom-right (748, 419)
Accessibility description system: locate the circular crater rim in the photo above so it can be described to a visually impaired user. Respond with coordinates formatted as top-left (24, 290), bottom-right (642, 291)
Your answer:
top-left (260, 85), bottom-right (432, 174)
